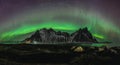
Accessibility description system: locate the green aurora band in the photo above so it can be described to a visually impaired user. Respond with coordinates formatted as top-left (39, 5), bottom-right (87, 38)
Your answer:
top-left (1, 21), bottom-right (79, 40)
top-left (0, 8), bottom-right (120, 42)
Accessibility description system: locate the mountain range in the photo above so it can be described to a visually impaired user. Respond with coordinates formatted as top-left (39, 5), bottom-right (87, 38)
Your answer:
top-left (24, 27), bottom-right (97, 43)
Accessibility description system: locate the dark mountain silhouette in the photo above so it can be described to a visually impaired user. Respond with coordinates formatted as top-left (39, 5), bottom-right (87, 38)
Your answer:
top-left (24, 27), bottom-right (97, 43)
top-left (70, 27), bottom-right (97, 42)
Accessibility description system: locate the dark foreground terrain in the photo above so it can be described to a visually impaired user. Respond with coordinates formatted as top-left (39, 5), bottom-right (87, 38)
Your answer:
top-left (0, 44), bottom-right (120, 65)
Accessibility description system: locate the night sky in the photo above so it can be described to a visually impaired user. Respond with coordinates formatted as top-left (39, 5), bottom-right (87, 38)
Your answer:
top-left (0, 0), bottom-right (120, 45)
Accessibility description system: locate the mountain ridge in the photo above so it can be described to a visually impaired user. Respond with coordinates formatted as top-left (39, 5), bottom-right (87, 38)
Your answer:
top-left (24, 27), bottom-right (98, 43)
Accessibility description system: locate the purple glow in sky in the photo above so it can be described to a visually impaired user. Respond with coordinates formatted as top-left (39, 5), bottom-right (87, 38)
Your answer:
top-left (0, 0), bottom-right (120, 45)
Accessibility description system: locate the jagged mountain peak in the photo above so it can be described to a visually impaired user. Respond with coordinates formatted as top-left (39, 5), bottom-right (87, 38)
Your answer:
top-left (24, 27), bottom-right (97, 43)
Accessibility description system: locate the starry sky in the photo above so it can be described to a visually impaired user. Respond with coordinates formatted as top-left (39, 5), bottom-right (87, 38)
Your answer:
top-left (0, 0), bottom-right (120, 45)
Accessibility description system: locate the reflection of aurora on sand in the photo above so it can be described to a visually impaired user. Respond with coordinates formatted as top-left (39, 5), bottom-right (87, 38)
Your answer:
top-left (0, 8), bottom-right (120, 42)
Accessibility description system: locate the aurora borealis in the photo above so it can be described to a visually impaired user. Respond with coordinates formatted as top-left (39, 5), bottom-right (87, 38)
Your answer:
top-left (0, 0), bottom-right (120, 46)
